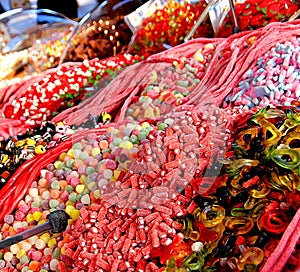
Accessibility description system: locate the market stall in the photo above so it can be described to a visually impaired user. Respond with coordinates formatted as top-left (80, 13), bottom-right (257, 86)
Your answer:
top-left (0, 0), bottom-right (299, 271)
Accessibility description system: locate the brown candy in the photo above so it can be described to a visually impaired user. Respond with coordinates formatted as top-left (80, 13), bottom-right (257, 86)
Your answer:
top-left (65, 16), bottom-right (132, 62)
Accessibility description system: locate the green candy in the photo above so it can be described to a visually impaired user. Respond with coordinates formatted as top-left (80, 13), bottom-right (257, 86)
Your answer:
top-left (68, 192), bottom-right (77, 202)
top-left (53, 247), bottom-right (61, 259)
top-left (129, 135), bottom-right (139, 144)
top-left (65, 159), bottom-right (75, 169)
top-left (87, 181), bottom-right (97, 190)
top-left (158, 122), bottom-right (168, 130)
top-left (86, 166), bottom-right (96, 175)
top-left (138, 131), bottom-right (148, 141)
top-left (79, 151), bottom-right (89, 160)
top-left (49, 199), bottom-right (59, 209)
top-left (31, 201), bottom-right (41, 208)
top-left (113, 137), bottom-right (122, 146)
top-left (51, 181), bottom-right (61, 190)
top-left (72, 142), bottom-right (83, 150)
top-left (20, 255), bottom-right (30, 264)
top-left (65, 185), bottom-right (74, 193)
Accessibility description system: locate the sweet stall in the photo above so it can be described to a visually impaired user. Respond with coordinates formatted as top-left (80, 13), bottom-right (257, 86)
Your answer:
top-left (0, 0), bottom-right (299, 271)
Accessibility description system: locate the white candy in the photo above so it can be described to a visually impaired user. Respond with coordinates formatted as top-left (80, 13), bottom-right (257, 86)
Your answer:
top-left (191, 241), bottom-right (204, 252)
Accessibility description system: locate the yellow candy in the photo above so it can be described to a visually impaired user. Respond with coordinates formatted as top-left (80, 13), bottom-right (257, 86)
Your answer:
top-left (113, 170), bottom-right (121, 180)
top-left (54, 160), bottom-right (63, 169)
top-left (38, 219), bottom-right (46, 225)
top-left (1, 154), bottom-right (8, 163)
top-left (175, 93), bottom-right (184, 99)
top-left (26, 138), bottom-right (36, 145)
top-left (40, 233), bottom-right (50, 243)
top-left (67, 149), bottom-right (74, 158)
top-left (65, 205), bottom-right (75, 216)
top-left (91, 147), bottom-right (101, 157)
top-left (194, 49), bottom-right (204, 62)
top-left (35, 145), bottom-right (46, 155)
top-left (172, 60), bottom-right (179, 67)
top-left (26, 214), bottom-right (34, 223)
top-left (204, 43), bottom-right (215, 49)
top-left (56, 121), bottom-right (64, 126)
top-left (75, 184), bottom-right (85, 194)
top-left (16, 140), bottom-right (26, 148)
top-left (16, 249), bottom-right (26, 259)
top-left (101, 112), bottom-right (112, 124)
top-left (60, 246), bottom-right (66, 255)
top-left (119, 141), bottom-right (133, 149)
top-left (70, 209), bottom-right (80, 219)
top-left (80, 175), bottom-right (87, 184)
top-left (144, 107), bottom-right (155, 119)
top-left (92, 190), bottom-right (101, 199)
top-left (47, 238), bottom-right (57, 248)
top-left (32, 211), bottom-right (42, 221)
top-left (141, 122), bottom-right (150, 128)
top-left (65, 201), bottom-right (75, 207)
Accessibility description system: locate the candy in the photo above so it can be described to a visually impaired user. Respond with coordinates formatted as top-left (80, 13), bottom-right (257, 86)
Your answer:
top-left (225, 37), bottom-right (300, 109)
top-left (130, 0), bottom-right (214, 55)
top-left (2, 21), bottom-right (300, 272)
top-left (216, 0), bottom-right (299, 37)
top-left (1, 54), bottom-right (144, 131)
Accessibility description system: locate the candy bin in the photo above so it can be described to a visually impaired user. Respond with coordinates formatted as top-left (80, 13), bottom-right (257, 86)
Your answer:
top-left (60, 1), bottom-right (137, 63)
top-left (125, 0), bottom-right (215, 56)
top-left (0, 8), bottom-right (77, 86)
top-left (0, 19), bottom-right (299, 272)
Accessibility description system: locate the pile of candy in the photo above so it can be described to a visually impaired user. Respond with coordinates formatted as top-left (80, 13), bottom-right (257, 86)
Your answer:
top-left (0, 53), bottom-right (144, 131)
top-left (224, 37), bottom-right (300, 109)
top-left (215, 0), bottom-right (299, 37)
top-left (156, 106), bottom-right (300, 271)
top-left (0, 15), bottom-right (300, 272)
top-left (0, 25), bottom-right (74, 86)
top-left (64, 16), bottom-right (133, 62)
top-left (128, 0), bottom-right (214, 55)
top-left (0, 122), bottom-right (75, 189)
top-left (0, 51), bottom-right (30, 82)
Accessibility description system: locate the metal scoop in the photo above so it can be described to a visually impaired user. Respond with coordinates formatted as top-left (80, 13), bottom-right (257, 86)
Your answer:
top-left (0, 210), bottom-right (69, 249)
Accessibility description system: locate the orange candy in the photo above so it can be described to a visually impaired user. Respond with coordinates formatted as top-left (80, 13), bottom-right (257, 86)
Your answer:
top-left (1, 223), bottom-right (10, 232)
top-left (63, 155), bottom-right (73, 162)
top-left (41, 210), bottom-right (50, 220)
top-left (50, 189), bottom-right (60, 199)
top-left (99, 140), bottom-right (109, 150)
top-left (59, 180), bottom-right (68, 190)
top-left (58, 152), bottom-right (67, 162)
top-left (29, 260), bottom-right (41, 271)
top-left (84, 145), bottom-right (92, 154)
top-left (38, 178), bottom-right (48, 188)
